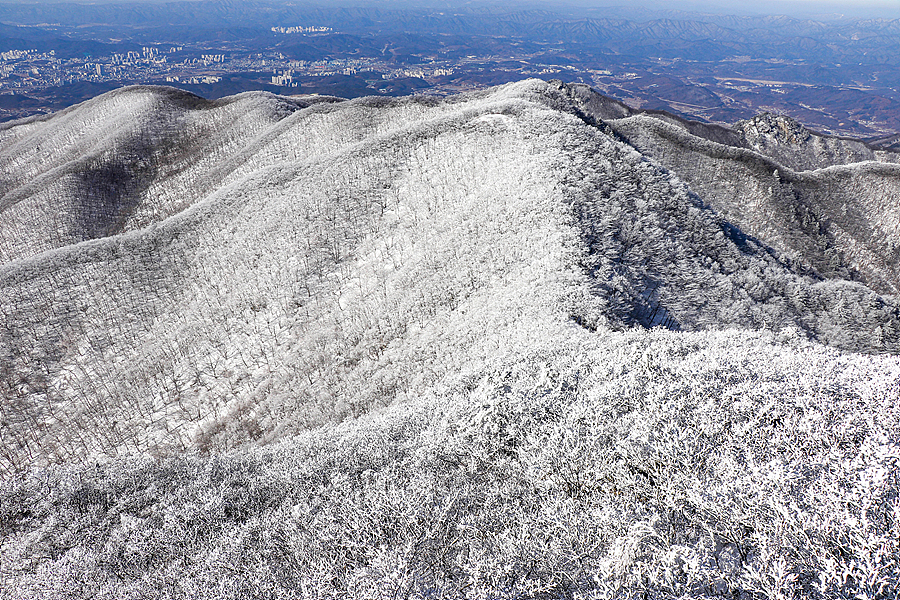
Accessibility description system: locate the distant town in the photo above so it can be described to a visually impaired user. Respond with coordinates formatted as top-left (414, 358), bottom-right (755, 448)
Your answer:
top-left (2, 5), bottom-right (900, 142)
top-left (0, 27), bottom-right (625, 118)
top-left (0, 28), bottom-right (592, 95)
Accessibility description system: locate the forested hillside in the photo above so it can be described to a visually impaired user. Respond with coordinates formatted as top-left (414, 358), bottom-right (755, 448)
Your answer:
top-left (1, 79), bottom-right (899, 599)
top-left (563, 82), bottom-right (900, 296)
top-left (0, 88), bottom-right (339, 263)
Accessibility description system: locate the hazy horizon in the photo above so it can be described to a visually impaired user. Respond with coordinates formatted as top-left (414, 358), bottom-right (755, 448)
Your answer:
top-left (0, 0), bottom-right (899, 19)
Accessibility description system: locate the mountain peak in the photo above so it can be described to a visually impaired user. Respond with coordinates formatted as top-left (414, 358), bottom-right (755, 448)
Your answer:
top-left (737, 112), bottom-right (812, 146)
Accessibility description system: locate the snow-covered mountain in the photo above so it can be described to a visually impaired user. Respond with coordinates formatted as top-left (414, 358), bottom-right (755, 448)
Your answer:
top-left (565, 82), bottom-right (900, 296)
top-left (1, 80), bottom-right (899, 599)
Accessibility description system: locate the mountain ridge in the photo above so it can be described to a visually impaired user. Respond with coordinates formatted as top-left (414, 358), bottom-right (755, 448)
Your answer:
top-left (2, 79), bottom-right (899, 477)
top-left (557, 81), bottom-right (900, 295)
top-left (1, 77), bottom-right (900, 600)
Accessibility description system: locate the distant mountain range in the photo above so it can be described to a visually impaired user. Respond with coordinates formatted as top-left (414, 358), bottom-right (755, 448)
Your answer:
top-left (2, 2), bottom-right (899, 48)
top-left (5, 3), bottom-right (900, 56)
top-left (1, 80), bottom-right (899, 599)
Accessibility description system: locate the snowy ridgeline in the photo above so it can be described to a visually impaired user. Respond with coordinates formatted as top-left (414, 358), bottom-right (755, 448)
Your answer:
top-left (604, 114), bottom-right (900, 297)
top-left (1, 78), bottom-right (899, 473)
top-left (562, 83), bottom-right (900, 297)
top-left (0, 79), bottom-right (899, 598)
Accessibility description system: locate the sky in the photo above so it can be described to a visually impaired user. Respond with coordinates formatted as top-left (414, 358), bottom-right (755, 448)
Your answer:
top-left (557, 0), bottom-right (900, 17)
top-left (0, 0), bottom-right (898, 19)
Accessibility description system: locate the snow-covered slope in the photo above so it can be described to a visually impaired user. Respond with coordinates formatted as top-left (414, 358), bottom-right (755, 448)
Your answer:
top-left (566, 84), bottom-right (900, 296)
top-left (3, 328), bottom-right (899, 599)
top-left (2, 78), bottom-right (897, 472)
top-left (563, 82), bottom-right (900, 171)
top-left (0, 87), bottom-right (337, 264)
top-left (1, 80), bottom-right (899, 599)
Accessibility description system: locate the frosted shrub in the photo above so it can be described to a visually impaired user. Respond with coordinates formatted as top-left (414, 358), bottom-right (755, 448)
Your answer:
top-left (3, 328), bottom-right (899, 599)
